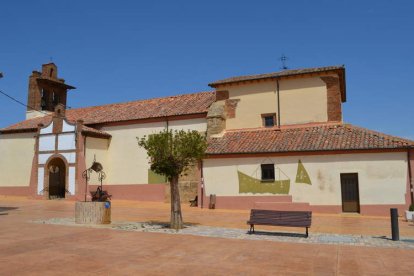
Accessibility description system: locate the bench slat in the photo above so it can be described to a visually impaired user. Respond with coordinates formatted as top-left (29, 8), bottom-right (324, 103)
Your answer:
top-left (247, 209), bottom-right (312, 228)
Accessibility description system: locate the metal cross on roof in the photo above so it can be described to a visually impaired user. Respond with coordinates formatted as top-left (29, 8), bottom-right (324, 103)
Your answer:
top-left (280, 54), bottom-right (288, 70)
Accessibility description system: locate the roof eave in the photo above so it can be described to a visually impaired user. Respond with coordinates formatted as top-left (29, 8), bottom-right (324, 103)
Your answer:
top-left (0, 128), bottom-right (37, 134)
top-left (86, 112), bottom-right (209, 127)
top-left (209, 67), bottom-right (347, 103)
top-left (206, 146), bottom-right (411, 156)
top-left (37, 78), bottom-right (76, 90)
top-left (81, 130), bottom-right (111, 139)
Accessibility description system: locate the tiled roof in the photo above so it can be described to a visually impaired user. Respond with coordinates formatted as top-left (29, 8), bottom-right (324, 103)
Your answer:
top-left (208, 65), bottom-right (345, 87)
top-left (81, 126), bottom-right (111, 138)
top-left (1, 91), bottom-right (215, 132)
top-left (206, 124), bottom-right (414, 155)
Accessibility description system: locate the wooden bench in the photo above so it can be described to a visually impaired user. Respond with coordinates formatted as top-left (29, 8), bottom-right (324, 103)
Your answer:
top-left (247, 209), bottom-right (312, 237)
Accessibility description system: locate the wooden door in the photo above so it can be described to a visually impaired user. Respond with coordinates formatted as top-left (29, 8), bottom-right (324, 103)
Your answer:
top-left (48, 158), bottom-right (66, 199)
top-left (340, 173), bottom-right (360, 213)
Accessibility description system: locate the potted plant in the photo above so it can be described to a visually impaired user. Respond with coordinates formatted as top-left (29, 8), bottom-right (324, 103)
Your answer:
top-left (405, 204), bottom-right (414, 221)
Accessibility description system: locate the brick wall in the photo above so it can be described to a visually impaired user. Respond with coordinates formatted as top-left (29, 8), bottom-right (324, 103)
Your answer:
top-left (224, 99), bottom-right (240, 119)
top-left (321, 76), bottom-right (342, 122)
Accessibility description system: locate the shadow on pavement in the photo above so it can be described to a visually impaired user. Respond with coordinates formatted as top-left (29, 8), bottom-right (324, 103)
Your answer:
top-left (145, 220), bottom-right (201, 228)
top-left (373, 235), bottom-right (392, 241)
top-left (0, 206), bottom-right (19, 215)
top-left (0, 206), bottom-right (19, 212)
top-left (247, 230), bottom-right (307, 238)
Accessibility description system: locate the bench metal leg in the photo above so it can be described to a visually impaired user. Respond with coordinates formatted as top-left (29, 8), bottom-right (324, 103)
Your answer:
top-left (305, 227), bottom-right (309, 238)
top-left (249, 224), bottom-right (255, 234)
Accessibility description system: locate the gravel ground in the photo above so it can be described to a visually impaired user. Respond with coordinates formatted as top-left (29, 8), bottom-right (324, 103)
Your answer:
top-left (32, 218), bottom-right (414, 249)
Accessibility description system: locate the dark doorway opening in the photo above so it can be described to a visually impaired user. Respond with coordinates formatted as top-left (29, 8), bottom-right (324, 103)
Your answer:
top-left (340, 173), bottom-right (360, 213)
top-left (48, 158), bottom-right (66, 199)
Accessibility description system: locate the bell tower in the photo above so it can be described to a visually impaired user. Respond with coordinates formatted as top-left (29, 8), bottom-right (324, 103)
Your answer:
top-left (26, 63), bottom-right (75, 119)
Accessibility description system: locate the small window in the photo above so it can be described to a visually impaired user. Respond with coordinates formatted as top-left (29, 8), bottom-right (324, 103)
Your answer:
top-left (261, 164), bottom-right (275, 181)
top-left (262, 113), bottom-right (276, 127)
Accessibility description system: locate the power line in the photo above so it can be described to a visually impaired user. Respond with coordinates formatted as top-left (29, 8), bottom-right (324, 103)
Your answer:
top-left (0, 89), bottom-right (71, 115)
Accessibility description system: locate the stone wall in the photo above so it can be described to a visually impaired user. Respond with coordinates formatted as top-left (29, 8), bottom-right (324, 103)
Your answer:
top-left (206, 101), bottom-right (226, 137)
top-left (164, 164), bottom-right (199, 203)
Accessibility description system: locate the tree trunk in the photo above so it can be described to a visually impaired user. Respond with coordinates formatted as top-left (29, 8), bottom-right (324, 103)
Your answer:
top-left (170, 175), bottom-right (183, 229)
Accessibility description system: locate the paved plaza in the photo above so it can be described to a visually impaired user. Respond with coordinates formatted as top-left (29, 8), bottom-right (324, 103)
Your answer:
top-left (1, 196), bottom-right (414, 275)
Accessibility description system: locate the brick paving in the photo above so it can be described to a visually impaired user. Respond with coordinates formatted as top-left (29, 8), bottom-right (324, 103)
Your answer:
top-left (1, 196), bottom-right (414, 275)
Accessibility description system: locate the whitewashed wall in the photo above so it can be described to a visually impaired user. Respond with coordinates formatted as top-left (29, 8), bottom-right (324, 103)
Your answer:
top-left (85, 137), bottom-right (109, 185)
top-left (0, 133), bottom-right (35, 187)
top-left (90, 118), bottom-right (207, 185)
top-left (203, 152), bottom-right (408, 205)
top-left (37, 120), bottom-right (77, 195)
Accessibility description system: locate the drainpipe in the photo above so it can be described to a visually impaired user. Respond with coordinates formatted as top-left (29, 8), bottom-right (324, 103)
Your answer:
top-left (408, 149), bottom-right (413, 205)
top-left (276, 79), bottom-right (281, 127)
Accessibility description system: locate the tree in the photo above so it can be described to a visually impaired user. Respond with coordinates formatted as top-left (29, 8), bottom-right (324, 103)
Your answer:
top-left (137, 129), bottom-right (207, 229)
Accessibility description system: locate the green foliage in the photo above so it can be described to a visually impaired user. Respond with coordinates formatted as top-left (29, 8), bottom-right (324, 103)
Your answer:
top-left (137, 129), bottom-right (207, 180)
top-left (409, 204), bottom-right (414, 212)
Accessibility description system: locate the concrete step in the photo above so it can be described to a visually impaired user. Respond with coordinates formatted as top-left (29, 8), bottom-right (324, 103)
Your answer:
top-left (253, 202), bottom-right (311, 211)
top-left (201, 195), bottom-right (293, 210)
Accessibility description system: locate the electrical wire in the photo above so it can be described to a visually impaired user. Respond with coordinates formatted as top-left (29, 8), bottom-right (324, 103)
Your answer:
top-left (0, 89), bottom-right (71, 115)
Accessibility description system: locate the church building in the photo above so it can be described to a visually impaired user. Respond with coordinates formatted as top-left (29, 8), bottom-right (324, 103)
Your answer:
top-left (0, 63), bottom-right (413, 216)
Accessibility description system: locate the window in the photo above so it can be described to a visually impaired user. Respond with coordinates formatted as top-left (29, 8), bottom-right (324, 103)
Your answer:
top-left (262, 113), bottom-right (276, 127)
top-left (261, 164), bottom-right (275, 181)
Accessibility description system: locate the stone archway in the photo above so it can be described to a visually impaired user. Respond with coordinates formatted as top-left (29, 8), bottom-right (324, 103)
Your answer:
top-left (48, 158), bottom-right (66, 199)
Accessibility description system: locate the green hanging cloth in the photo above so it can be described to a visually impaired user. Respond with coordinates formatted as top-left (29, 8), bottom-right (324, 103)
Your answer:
top-left (295, 160), bottom-right (311, 185)
top-left (238, 171), bottom-right (290, 194)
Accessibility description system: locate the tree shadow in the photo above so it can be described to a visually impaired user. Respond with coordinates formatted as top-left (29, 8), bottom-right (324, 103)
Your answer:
top-left (0, 206), bottom-right (19, 215)
top-left (0, 207), bottom-right (18, 212)
top-left (144, 220), bottom-right (200, 229)
top-left (247, 230), bottom-right (307, 238)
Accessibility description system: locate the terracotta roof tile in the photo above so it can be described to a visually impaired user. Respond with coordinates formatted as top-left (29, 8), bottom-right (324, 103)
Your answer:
top-left (206, 124), bottom-right (414, 155)
top-left (1, 91), bottom-right (215, 132)
top-left (208, 65), bottom-right (345, 87)
top-left (81, 126), bottom-right (111, 138)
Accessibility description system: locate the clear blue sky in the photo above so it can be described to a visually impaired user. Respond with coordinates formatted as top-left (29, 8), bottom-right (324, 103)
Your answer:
top-left (0, 1), bottom-right (413, 139)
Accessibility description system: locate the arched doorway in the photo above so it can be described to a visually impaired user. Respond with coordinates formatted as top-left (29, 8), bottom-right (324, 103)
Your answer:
top-left (48, 158), bottom-right (66, 199)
